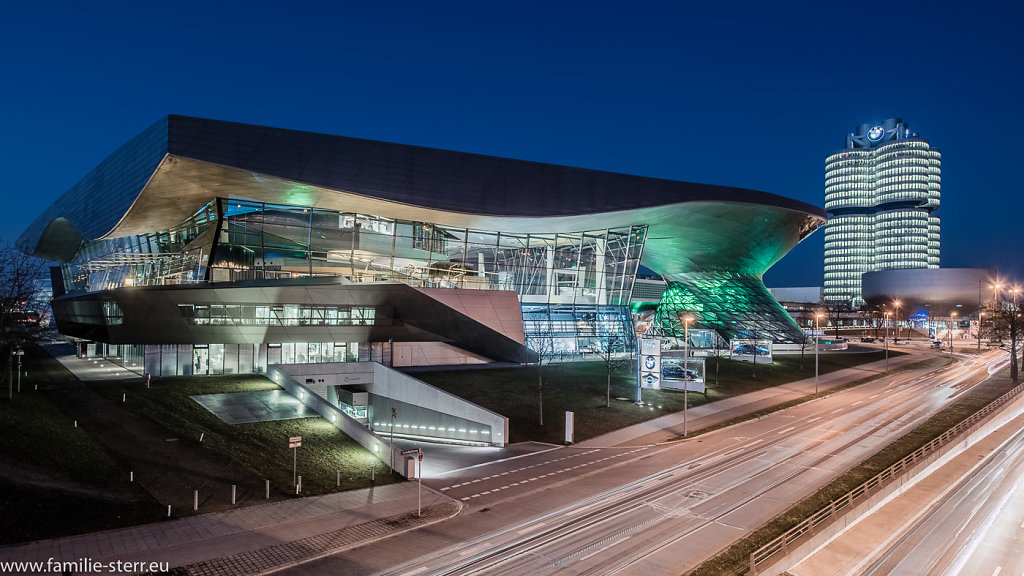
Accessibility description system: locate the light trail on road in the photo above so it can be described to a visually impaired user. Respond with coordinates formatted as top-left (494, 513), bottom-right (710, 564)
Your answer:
top-left (365, 355), bottom-right (997, 576)
top-left (857, 420), bottom-right (1024, 576)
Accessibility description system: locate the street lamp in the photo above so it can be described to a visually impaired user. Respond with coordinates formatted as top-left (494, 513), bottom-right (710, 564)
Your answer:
top-left (815, 313), bottom-right (823, 395)
top-left (683, 315), bottom-right (694, 438)
top-left (991, 283), bottom-right (1002, 309)
top-left (949, 311), bottom-right (957, 358)
top-left (977, 311), bottom-right (983, 351)
top-left (892, 301), bottom-right (901, 340)
top-left (885, 312), bottom-right (892, 372)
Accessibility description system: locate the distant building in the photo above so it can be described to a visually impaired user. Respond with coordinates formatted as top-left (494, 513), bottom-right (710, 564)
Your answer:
top-left (767, 286), bottom-right (822, 305)
top-left (824, 118), bottom-right (941, 306)
top-left (767, 286), bottom-right (825, 330)
top-left (861, 268), bottom-right (994, 317)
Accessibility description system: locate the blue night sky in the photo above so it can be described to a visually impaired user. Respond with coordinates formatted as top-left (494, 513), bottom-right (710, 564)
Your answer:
top-left (2, 1), bottom-right (1021, 286)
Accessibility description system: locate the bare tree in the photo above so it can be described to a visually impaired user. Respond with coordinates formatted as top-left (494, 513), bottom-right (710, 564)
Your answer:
top-left (0, 243), bottom-right (48, 400)
top-left (989, 299), bottom-right (1023, 382)
top-left (529, 332), bottom-right (557, 427)
top-left (598, 335), bottom-right (631, 408)
top-left (821, 299), bottom-right (852, 340)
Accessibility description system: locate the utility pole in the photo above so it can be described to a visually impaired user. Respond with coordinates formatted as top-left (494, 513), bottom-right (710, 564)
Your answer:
top-left (390, 407), bottom-right (397, 471)
top-left (815, 313), bottom-right (822, 395)
top-left (683, 316), bottom-right (693, 437)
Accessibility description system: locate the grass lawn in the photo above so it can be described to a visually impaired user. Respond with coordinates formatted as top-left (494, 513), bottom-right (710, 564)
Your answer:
top-left (692, 358), bottom-right (1017, 576)
top-left (0, 346), bottom-right (160, 544)
top-left (415, 349), bottom-right (909, 444)
top-left (87, 375), bottom-right (400, 496)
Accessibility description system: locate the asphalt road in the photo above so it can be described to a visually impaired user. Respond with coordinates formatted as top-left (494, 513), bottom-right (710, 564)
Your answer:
top-left (855, 416), bottom-right (1024, 576)
top-left (281, 352), bottom-right (1001, 575)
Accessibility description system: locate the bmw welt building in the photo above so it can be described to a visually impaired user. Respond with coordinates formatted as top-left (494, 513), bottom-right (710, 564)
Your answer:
top-left (18, 116), bottom-right (825, 377)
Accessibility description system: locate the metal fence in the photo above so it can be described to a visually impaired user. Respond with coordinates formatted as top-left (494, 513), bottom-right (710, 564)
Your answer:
top-left (749, 380), bottom-right (1024, 574)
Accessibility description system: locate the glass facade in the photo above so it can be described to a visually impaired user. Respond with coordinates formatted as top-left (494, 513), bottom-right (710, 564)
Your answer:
top-left (176, 304), bottom-right (376, 327)
top-left (824, 122), bottom-right (940, 306)
top-left (652, 272), bottom-right (807, 344)
top-left (57, 198), bottom-right (647, 355)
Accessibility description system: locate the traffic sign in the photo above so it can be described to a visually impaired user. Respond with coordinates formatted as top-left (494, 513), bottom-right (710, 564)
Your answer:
top-left (401, 448), bottom-right (419, 456)
top-left (289, 436), bottom-right (302, 449)
top-left (418, 449), bottom-right (423, 462)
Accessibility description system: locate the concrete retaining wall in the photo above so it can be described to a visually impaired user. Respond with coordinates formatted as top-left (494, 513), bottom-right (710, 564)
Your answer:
top-left (269, 361), bottom-right (508, 447)
top-left (266, 365), bottom-right (406, 477)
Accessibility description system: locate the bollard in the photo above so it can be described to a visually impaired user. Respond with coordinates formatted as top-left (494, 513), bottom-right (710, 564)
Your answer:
top-left (130, 471), bottom-right (134, 482)
top-left (74, 420), bottom-right (77, 428)
top-left (337, 469), bottom-right (340, 487)
top-left (34, 385), bottom-right (37, 391)
top-left (231, 484), bottom-right (236, 505)
top-left (122, 393), bottom-right (125, 403)
top-left (266, 480), bottom-right (270, 499)
top-left (371, 465), bottom-right (375, 482)
top-left (167, 505), bottom-right (172, 517)
top-left (194, 490), bottom-right (198, 511)
top-left (199, 432), bottom-right (204, 442)
top-left (297, 475), bottom-right (302, 494)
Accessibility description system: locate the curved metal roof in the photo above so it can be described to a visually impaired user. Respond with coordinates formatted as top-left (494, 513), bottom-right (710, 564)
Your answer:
top-left (18, 115), bottom-right (826, 274)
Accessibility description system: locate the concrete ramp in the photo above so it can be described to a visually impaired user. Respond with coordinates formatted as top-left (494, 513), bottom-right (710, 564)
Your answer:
top-left (267, 362), bottom-right (508, 477)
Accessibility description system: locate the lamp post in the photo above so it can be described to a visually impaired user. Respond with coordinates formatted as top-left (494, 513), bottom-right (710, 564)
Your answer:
top-left (949, 311), bottom-right (957, 358)
top-left (814, 313), bottom-right (823, 395)
top-left (683, 315), bottom-right (694, 438)
top-left (992, 283), bottom-right (1002, 310)
top-left (893, 300), bottom-right (902, 341)
top-left (885, 312), bottom-right (892, 372)
top-left (977, 311), bottom-right (983, 352)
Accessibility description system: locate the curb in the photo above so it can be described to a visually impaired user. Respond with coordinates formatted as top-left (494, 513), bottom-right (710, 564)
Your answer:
top-left (157, 499), bottom-right (463, 576)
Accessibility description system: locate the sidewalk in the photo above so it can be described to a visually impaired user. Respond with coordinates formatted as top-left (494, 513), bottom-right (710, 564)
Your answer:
top-left (0, 483), bottom-right (458, 575)
top-left (41, 342), bottom-right (141, 382)
top-left (0, 347), bottom-right (940, 575)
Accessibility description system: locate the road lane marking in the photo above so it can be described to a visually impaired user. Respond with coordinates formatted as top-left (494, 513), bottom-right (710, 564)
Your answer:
top-left (778, 426), bottom-right (795, 435)
top-left (990, 567), bottom-right (1001, 576)
top-left (516, 521), bottom-right (547, 534)
top-left (575, 534), bottom-right (631, 564)
top-left (457, 543), bottom-right (487, 557)
top-left (566, 503), bottom-right (597, 517)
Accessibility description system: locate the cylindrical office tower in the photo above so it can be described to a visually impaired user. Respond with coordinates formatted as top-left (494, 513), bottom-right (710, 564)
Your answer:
top-left (823, 118), bottom-right (940, 306)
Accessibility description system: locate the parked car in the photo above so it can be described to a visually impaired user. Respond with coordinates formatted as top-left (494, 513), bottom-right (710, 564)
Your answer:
top-left (662, 363), bottom-right (699, 380)
top-left (930, 340), bottom-right (943, 348)
top-left (732, 344), bottom-right (770, 356)
top-left (860, 337), bottom-right (876, 343)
